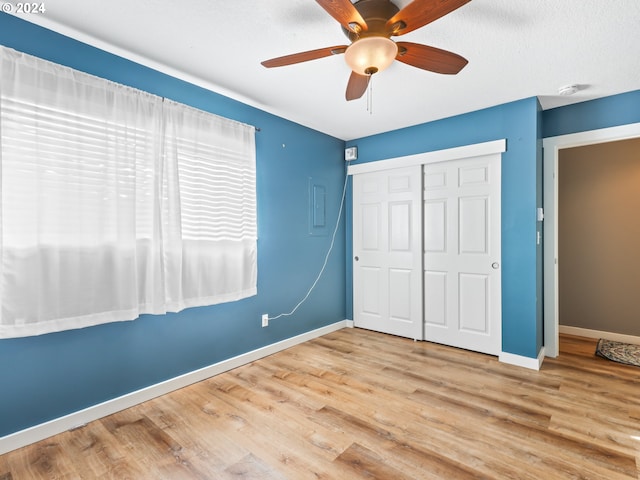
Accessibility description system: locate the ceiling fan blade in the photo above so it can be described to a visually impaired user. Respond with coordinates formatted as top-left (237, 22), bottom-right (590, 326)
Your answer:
top-left (345, 71), bottom-right (371, 101)
top-left (396, 42), bottom-right (468, 74)
top-left (261, 46), bottom-right (347, 68)
top-left (316, 0), bottom-right (368, 33)
top-left (387, 0), bottom-right (471, 36)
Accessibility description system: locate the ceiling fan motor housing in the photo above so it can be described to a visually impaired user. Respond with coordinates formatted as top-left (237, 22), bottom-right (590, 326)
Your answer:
top-left (342, 0), bottom-right (401, 40)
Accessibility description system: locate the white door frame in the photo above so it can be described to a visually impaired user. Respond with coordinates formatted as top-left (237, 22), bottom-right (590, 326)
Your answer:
top-left (542, 122), bottom-right (640, 357)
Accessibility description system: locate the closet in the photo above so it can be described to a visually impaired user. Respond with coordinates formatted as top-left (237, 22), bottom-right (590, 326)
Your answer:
top-left (350, 140), bottom-right (504, 355)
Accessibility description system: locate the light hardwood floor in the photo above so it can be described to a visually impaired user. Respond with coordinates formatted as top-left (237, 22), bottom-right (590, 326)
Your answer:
top-left (1, 329), bottom-right (639, 479)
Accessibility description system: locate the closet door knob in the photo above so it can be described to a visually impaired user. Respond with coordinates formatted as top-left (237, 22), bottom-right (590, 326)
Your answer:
top-left (492, 262), bottom-right (499, 269)
top-left (354, 256), bottom-right (359, 262)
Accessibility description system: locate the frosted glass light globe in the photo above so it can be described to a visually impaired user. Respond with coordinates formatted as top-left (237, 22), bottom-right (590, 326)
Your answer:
top-left (344, 37), bottom-right (398, 76)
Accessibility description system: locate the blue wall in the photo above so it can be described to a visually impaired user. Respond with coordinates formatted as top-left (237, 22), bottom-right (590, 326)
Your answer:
top-left (346, 97), bottom-right (542, 358)
top-left (0, 14), bottom-right (347, 437)
top-left (536, 101), bottom-right (544, 354)
top-left (543, 90), bottom-right (640, 138)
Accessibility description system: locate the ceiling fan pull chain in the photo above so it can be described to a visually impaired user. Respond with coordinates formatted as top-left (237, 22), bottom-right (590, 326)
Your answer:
top-left (367, 75), bottom-right (373, 114)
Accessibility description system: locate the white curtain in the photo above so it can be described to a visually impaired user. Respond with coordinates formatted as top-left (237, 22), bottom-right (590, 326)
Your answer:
top-left (161, 100), bottom-right (257, 311)
top-left (0, 46), bottom-right (256, 339)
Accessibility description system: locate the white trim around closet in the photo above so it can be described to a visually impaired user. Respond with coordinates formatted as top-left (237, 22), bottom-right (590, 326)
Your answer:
top-left (347, 139), bottom-right (506, 176)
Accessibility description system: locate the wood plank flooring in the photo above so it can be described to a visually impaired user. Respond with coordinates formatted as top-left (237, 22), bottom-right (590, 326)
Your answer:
top-left (1, 329), bottom-right (639, 479)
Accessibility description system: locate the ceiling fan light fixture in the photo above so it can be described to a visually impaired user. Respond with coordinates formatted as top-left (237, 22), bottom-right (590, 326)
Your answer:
top-left (344, 36), bottom-right (398, 76)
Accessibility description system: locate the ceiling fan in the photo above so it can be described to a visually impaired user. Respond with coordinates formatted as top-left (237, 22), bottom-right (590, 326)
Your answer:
top-left (261, 0), bottom-right (472, 101)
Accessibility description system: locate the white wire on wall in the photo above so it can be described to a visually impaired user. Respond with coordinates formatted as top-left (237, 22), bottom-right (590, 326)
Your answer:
top-left (267, 159), bottom-right (351, 321)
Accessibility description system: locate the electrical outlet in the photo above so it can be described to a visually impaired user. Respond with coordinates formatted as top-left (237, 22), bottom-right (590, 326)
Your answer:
top-left (261, 313), bottom-right (269, 327)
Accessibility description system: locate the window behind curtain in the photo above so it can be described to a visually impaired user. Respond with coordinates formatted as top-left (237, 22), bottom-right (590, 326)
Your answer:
top-left (0, 46), bottom-right (257, 339)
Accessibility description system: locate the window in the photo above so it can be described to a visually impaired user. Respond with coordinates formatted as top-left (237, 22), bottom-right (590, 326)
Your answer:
top-left (0, 46), bottom-right (256, 338)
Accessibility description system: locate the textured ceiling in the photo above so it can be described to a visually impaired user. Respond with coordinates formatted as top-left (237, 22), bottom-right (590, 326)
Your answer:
top-left (11, 0), bottom-right (640, 140)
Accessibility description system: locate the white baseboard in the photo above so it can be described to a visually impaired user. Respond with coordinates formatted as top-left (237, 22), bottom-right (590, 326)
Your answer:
top-left (499, 347), bottom-right (545, 371)
top-left (0, 320), bottom-right (351, 456)
top-left (559, 325), bottom-right (640, 345)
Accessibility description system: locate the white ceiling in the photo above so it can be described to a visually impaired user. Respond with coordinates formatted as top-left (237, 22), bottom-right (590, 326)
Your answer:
top-left (11, 0), bottom-right (640, 140)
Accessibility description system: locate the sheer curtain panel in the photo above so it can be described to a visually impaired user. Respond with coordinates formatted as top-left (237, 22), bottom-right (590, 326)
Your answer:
top-left (0, 46), bottom-right (257, 338)
top-left (162, 100), bottom-right (257, 311)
